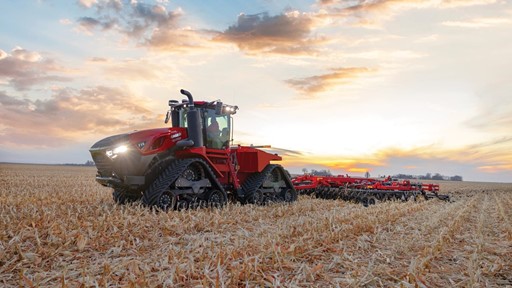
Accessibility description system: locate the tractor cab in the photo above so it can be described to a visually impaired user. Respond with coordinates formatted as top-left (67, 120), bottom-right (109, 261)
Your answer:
top-left (165, 96), bottom-right (238, 150)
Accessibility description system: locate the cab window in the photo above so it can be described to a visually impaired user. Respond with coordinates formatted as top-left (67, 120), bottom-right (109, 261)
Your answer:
top-left (179, 109), bottom-right (188, 128)
top-left (204, 109), bottom-right (229, 149)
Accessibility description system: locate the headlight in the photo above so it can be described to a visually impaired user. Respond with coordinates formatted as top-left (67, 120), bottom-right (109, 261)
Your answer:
top-left (106, 144), bottom-right (128, 159)
top-left (222, 105), bottom-right (238, 114)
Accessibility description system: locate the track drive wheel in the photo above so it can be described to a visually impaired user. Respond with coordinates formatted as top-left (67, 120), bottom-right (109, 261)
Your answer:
top-left (181, 162), bottom-right (205, 181)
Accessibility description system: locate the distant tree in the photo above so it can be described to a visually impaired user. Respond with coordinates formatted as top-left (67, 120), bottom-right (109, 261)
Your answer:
top-left (450, 175), bottom-right (463, 181)
top-left (85, 160), bottom-right (95, 166)
top-left (425, 173), bottom-right (432, 180)
top-left (394, 174), bottom-right (415, 179)
top-left (311, 169), bottom-right (332, 176)
top-left (432, 173), bottom-right (444, 180)
top-left (302, 168), bottom-right (309, 174)
top-left (364, 171), bottom-right (370, 178)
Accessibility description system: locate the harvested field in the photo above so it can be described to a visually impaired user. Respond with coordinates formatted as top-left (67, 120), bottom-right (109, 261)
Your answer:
top-left (1, 163), bottom-right (511, 287)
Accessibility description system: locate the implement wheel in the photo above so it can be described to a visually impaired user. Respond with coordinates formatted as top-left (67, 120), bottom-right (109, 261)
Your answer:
top-left (367, 196), bottom-right (378, 206)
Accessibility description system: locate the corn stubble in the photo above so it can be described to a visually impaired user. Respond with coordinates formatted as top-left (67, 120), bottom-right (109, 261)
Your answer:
top-left (1, 164), bottom-right (511, 287)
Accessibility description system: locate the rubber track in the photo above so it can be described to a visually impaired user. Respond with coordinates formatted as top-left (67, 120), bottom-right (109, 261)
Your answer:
top-left (241, 164), bottom-right (296, 203)
top-left (199, 159), bottom-right (228, 203)
top-left (144, 155), bottom-right (175, 190)
top-left (142, 158), bottom-right (226, 208)
top-left (113, 188), bottom-right (141, 204)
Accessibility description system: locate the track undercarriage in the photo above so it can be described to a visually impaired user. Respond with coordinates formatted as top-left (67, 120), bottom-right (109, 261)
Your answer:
top-left (109, 159), bottom-right (297, 211)
top-left (142, 158), bottom-right (227, 211)
top-left (241, 164), bottom-right (298, 205)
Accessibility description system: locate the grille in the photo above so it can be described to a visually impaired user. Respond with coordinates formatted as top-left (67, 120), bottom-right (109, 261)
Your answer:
top-left (91, 150), bottom-right (113, 176)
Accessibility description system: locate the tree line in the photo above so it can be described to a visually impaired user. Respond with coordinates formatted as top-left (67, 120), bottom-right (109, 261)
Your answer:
top-left (392, 173), bottom-right (463, 181)
top-left (302, 169), bottom-right (463, 181)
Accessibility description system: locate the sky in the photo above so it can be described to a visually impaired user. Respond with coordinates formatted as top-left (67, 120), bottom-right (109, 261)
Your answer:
top-left (0, 0), bottom-right (511, 182)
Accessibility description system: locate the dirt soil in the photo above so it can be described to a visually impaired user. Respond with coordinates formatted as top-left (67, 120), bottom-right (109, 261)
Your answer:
top-left (1, 164), bottom-right (511, 287)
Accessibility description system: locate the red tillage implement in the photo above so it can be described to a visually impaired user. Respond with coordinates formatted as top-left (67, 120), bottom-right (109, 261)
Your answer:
top-left (292, 174), bottom-right (450, 206)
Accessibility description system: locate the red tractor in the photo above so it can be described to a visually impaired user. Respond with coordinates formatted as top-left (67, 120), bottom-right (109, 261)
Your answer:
top-left (89, 89), bottom-right (297, 210)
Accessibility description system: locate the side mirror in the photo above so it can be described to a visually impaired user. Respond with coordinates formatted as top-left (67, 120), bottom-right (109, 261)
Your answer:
top-left (164, 110), bottom-right (170, 123)
top-left (215, 101), bottom-right (223, 115)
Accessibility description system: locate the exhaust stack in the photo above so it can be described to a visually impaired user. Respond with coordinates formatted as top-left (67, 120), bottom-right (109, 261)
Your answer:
top-left (180, 89), bottom-right (203, 148)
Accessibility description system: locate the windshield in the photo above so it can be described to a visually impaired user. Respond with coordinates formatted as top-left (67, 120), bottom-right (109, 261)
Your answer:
top-left (204, 109), bottom-right (230, 149)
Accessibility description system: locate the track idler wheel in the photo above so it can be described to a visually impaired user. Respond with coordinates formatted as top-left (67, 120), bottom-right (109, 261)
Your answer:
top-left (280, 188), bottom-right (297, 203)
top-left (206, 189), bottom-right (227, 208)
top-left (247, 189), bottom-right (264, 205)
top-left (158, 190), bottom-right (177, 211)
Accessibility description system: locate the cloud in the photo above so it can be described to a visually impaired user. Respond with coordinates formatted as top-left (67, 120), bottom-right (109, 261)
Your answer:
top-left (125, 3), bottom-right (181, 37)
top-left (283, 137), bottom-right (512, 180)
top-left (83, 56), bottom-right (183, 85)
top-left (439, 0), bottom-right (498, 8)
top-left (76, 16), bottom-right (116, 33)
top-left (59, 18), bottom-right (73, 25)
top-left (442, 17), bottom-right (512, 28)
top-left (0, 87), bottom-right (162, 147)
top-left (285, 67), bottom-right (374, 95)
top-left (147, 27), bottom-right (217, 52)
top-left (75, 1), bottom-right (212, 52)
top-left (75, 4), bottom-right (329, 55)
top-left (465, 81), bottom-right (512, 134)
top-left (78, 0), bottom-right (98, 9)
top-left (215, 11), bottom-right (326, 55)
top-left (316, 0), bottom-right (500, 28)
top-left (318, 0), bottom-right (499, 10)
top-left (0, 47), bottom-right (70, 90)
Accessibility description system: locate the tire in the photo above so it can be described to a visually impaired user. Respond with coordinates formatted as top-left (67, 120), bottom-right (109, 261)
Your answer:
top-left (367, 196), bottom-right (378, 206)
top-left (361, 197), bottom-right (369, 207)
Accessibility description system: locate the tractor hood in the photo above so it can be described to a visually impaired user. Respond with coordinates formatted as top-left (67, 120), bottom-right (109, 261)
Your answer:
top-left (90, 127), bottom-right (188, 156)
top-left (89, 127), bottom-right (189, 188)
